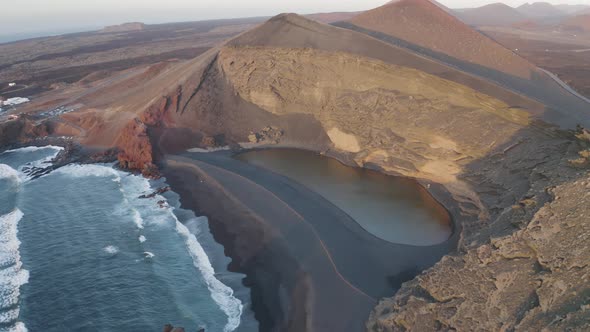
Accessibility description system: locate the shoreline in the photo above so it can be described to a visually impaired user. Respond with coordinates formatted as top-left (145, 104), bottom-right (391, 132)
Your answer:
top-left (161, 158), bottom-right (312, 331)
top-left (1, 145), bottom-right (244, 331)
top-left (4, 140), bottom-right (463, 331)
top-left (161, 150), bottom-right (461, 331)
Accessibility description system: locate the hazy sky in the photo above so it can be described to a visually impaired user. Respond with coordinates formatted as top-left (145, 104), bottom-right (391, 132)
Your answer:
top-left (1, 0), bottom-right (589, 40)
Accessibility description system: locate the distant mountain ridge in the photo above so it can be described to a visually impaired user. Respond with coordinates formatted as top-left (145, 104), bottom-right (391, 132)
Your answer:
top-left (555, 4), bottom-right (590, 15)
top-left (101, 22), bottom-right (146, 33)
top-left (516, 2), bottom-right (566, 18)
top-left (453, 2), bottom-right (590, 27)
top-left (457, 3), bottom-right (527, 26)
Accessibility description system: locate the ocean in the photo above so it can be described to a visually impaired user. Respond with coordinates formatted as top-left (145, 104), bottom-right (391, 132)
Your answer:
top-left (0, 146), bottom-right (255, 332)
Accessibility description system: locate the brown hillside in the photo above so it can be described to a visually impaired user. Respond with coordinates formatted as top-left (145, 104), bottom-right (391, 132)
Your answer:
top-left (561, 14), bottom-right (590, 31)
top-left (348, 0), bottom-right (536, 78)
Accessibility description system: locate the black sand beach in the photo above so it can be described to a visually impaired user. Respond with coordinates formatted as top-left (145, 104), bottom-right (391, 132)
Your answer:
top-left (161, 150), bottom-right (460, 331)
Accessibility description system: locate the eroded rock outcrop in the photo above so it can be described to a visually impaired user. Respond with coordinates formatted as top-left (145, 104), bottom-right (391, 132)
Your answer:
top-left (115, 90), bottom-right (181, 177)
top-left (368, 173), bottom-right (590, 331)
top-left (248, 126), bottom-right (284, 144)
top-left (0, 115), bottom-right (52, 148)
top-left (116, 117), bottom-right (157, 176)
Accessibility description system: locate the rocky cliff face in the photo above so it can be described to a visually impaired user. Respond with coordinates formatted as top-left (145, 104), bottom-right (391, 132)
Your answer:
top-left (369, 168), bottom-right (590, 331)
top-left (115, 87), bottom-right (182, 177)
top-left (365, 127), bottom-right (590, 331)
top-left (0, 115), bottom-right (51, 148)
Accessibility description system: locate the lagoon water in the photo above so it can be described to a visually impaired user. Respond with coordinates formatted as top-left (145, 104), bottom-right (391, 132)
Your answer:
top-left (236, 149), bottom-right (452, 246)
top-left (0, 147), bottom-right (255, 332)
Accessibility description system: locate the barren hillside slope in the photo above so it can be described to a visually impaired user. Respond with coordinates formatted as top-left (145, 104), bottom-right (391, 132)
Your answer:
top-left (348, 0), bottom-right (536, 78)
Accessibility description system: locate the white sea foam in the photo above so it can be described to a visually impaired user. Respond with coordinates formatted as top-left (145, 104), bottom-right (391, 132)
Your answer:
top-left (0, 147), bottom-right (65, 332)
top-left (176, 219), bottom-right (243, 332)
top-left (0, 209), bottom-right (28, 332)
top-left (131, 209), bottom-right (144, 229)
top-left (1, 98), bottom-right (29, 107)
top-left (119, 169), bottom-right (244, 330)
top-left (47, 162), bottom-right (243, 330)
top-left (0, 164), bottom-right (20, 185)
top-left (143, 252), bottom-right (155, 259)
top-left (54, 164), bottom-right (120, 181)
top-left (2, 322), bottom-right (28, 332)
top-left (28, 147), bottom-right (63, 170)
top-left (1, 146), bottom-right (64, 183)
top-left (0, 308), bottom-right (20, 324)
top-left (103, 245), bottom-right (119, 255)
top-left (187, 146), bottom-right (231, 153)
top-left (0, 321), bottom-right (28, 332)
top-left (1, 146), bottom-right (63, 154)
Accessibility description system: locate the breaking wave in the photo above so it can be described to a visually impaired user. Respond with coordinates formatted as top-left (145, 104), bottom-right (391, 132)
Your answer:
top-left (176, 218), bottom-right (243, 332)
top-left (0, 148), bottom-right (246, 330)
top-left (0, 164), bottom-right (20, 185)
top-left (53, 164), bottom-right (120, 181)
top-left (0, 147), bottom-right (64, 332)
top-left (2, 146), bottom-right (61, 154)
top-left (0, 209), bottom-right (28, 332)
top-left (1, 145), bottom-right (63, 182)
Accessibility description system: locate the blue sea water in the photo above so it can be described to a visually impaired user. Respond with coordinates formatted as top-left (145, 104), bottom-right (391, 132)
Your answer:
top-left (0, 146), bottom-right (255, 332)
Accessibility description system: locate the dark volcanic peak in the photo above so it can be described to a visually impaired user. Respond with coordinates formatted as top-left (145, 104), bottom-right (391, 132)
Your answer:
top-left (517, 2), bottom-right (566, 18)
top-left (347, 0), bottom-right (535, 78)
top-left (457, 3), bottom-right (527, 26)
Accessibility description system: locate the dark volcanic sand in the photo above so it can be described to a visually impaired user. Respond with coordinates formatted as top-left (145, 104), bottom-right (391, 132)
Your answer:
top-left (161, 151), bottom-right (459, 331)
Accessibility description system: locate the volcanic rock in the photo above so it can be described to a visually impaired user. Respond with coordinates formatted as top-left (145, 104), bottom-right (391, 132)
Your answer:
top-left (247, 126), bottom-right (283, 144)
top-left (368, 173), bottom-right (590, 331)
top-left (138, 186), bottom-right (171, 199)
top-left (346, 0), bottom-right (536, 78)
